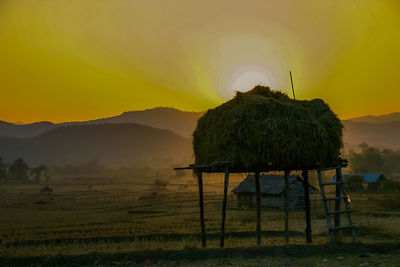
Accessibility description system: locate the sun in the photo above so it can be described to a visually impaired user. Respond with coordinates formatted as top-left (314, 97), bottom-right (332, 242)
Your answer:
top-left (230, 69), bottom-right (271, 97)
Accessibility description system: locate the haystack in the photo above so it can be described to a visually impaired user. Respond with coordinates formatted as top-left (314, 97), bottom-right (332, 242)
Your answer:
top-left (193, 86), bottom-right (343, 171)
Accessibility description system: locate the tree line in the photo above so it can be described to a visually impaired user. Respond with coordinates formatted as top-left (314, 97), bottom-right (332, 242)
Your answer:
top-left (0, 157), bottom-right (50, 184)
top-left (348, 142), bottom-right (400, 178)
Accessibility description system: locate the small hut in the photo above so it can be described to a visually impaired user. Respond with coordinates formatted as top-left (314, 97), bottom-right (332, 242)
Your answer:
top-left (232, 174), bottom-right (317, 210)
top-left (330, 173), bottom-right (386, 191)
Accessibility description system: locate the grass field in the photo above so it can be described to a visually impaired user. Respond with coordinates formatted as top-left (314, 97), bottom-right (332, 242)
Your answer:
top-left (0, 173), bottom-right (399, 266)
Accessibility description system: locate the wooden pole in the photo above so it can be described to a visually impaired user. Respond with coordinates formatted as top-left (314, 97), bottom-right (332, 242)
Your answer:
top-left (335, 167), bottom-right (342, 241)
top-left (220, 167), bottom-right (230, 247)
top-left (255, 171), bottom-right (262, 246)
top-left (302, 170), bottom-right (312, 243)
top-left (284, 170), bottom-right (290, 243)
top-left (289, 71), bottom-right (296, 100)
top-left (197, 171), bottom-right (206, 248)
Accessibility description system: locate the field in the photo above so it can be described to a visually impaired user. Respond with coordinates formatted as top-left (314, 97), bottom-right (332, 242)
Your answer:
top-left (0, 173), bottom-right (399, 266)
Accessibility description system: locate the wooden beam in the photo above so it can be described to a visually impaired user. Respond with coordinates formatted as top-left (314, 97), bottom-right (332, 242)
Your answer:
top-left (302, 170), bottom-right (312, 243)
top-left (255, 171), bottom-right (262, 246)
top-left (197, 171), bottom-right (206, 248)
top-left (220, 167), bottom-right (230, 247)
top-left (335, 167), bottom-right (342, 241)
top-left (284, 170), bottom-right (290, 243)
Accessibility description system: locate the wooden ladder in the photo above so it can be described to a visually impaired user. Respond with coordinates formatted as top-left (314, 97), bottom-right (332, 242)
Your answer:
top-left (317, 167), bottom-right (356, 243)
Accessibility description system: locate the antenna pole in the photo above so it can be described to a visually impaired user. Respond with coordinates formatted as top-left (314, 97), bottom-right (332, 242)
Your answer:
top-left (290, 71), bottom-right (296, 100)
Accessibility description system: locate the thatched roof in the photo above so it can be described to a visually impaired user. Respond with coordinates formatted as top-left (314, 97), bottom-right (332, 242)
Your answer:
top-left (193, 86), bottom-right (343, 172)
top-left (231, 174), bottom-right (317, 195)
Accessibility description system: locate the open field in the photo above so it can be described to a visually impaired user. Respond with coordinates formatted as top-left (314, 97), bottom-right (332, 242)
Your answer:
top-left (0, 174), bottom-right (399, 266)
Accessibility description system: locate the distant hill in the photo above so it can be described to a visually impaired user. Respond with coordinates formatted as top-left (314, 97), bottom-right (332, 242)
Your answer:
top-left (347, 112), bottom-right (400, 124)
top-left (342, 120), bottom-right (400, 150)
top-left (0, 123), bottom-right (192, 166)
top-left (2, 109), bottom-right (400, 155)
top-left (70, 107), bottom-right (203, 138)
top-left (0, 121), bottom-right (56, 138)
top-left (0, 107), bottom-right (202, 138)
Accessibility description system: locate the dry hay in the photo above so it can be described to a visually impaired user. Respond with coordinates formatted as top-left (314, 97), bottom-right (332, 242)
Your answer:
top-left (193, 86), bottom-right (343, 171)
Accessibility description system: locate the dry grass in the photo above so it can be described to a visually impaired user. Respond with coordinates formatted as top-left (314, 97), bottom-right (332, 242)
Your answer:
top-left (0, 176), bottom-right (399, 265)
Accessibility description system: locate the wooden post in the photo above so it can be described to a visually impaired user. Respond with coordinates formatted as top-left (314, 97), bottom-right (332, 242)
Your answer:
top-left (197, 171), bottom-right (206, 248)
top-left (255, 171), bottom-right (262, 246)
top-left (335, 167), bottom-right (342, 241)
top-left (302, 170), bottom-right (312, 243)
top-left (284, 170), bottom-right (290, 243)
top-left (220, 167), bottom-right (230, 247)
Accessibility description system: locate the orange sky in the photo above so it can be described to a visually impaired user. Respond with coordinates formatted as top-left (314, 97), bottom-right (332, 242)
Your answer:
top-left (0, 0), bottom-right (399, 123)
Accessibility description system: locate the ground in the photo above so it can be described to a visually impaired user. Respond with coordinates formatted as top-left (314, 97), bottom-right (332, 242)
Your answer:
top-left (0, 173), bottom-right (399, 266)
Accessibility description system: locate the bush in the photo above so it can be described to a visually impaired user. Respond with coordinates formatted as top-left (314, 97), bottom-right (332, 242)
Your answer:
top-left (382, 179), bottom-right (400, 193)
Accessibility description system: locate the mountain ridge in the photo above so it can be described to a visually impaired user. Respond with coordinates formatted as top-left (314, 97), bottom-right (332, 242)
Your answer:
top-left (1, 109), bottom-right (399, 157)
top-left (0, 107), bottom-right (203, 138)
top-left (0, 123), bottom-right (192, 166)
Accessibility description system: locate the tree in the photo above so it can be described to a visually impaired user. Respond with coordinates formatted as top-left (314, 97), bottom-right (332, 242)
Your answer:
top-left (381, 149), bottom-right (400, 178)
top-left (349, 143), bottom-right (384, 173)
top-left (0, 157), bottom-right (8, 182)
top-left (31, 164), bottom-right (48, 183)
top-left (8, 158), bottom-right (30, 182)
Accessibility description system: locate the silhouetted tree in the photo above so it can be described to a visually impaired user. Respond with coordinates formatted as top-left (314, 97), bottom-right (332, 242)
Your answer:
top-left (0, 157), bottom-right (7, 182)
top-left (8, 158), bottom-right (30, 182)
top-left (31, 164), bottom-right (48, 183)
top-left (349, 143), bottom-right (400, 177)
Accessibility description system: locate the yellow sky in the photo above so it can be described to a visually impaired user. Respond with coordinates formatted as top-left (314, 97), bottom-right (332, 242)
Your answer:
top-left (0, 0), bottom-right (399, 123)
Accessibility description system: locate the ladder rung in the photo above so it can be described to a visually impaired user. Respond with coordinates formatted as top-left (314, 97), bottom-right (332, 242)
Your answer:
top-left (326, 210), bottom-right (353, 215)
top-left (328, 225), bottom-right (354, 231)
top-left (320, 181), bottom-right (344, 186)
top-left (324, 196), bottom-right (348, 201)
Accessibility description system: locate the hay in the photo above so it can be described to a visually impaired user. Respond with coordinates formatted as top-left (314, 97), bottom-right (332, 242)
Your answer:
top-left (193, 86), bottom-right (343, 171)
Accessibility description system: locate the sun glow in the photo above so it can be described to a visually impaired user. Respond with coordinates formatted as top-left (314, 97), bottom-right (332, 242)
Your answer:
top-left (230, 69), bottom-right (271, 97)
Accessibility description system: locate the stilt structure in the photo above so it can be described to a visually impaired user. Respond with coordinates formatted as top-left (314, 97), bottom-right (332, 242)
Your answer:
top-left (255, 171), bottom-right (262, 246)
top-left (175, 159), bottom-right (355, 248)
top-left (197, 171), bottom-right (206, 248)
top-left (284, 170), bottom-right (290, 243)
top-left (220, 166), bottom-right (230, 247)
top-left (302, 170), bottom-right (312, 243)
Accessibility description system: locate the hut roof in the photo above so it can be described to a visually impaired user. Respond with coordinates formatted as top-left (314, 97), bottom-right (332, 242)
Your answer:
top-left (330, 173), bottom-right (386, 183)
top-left (231, 174), bottom-right (317, 195)
top-left (193, 86), bottom-right (343, 172)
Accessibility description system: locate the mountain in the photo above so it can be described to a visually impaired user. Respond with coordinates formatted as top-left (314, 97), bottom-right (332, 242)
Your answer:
top-left (0, 107), bottom-right (202, 138)
top-left (347, 112), bottom-right (400, 124)
top-left (342, 120), bottom-right (400, 150)
top-left (0, 121), bottom-right (56, 138)
top-left (70, 107), bottom-right (203, 138)
top-left (0, 123), bottom-right (192, 166)
top-left (2, 109), bottom-right (400, 156)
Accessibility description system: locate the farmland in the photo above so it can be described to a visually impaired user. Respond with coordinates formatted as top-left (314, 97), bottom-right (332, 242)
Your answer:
top-left (0, 173), bottom-right (399, 266)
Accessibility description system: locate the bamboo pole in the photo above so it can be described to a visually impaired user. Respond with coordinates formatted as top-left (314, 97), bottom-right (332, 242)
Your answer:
top-left (220, 167), bottom-right (230, 247)
top-left (335, 167), bottom-right (342, 241)
top-left (302, 170), bottom-right (312, 243)
top-left (290, 71), bottom-right (296, 100)
top-left (197, 171), bottom-right (206, 248)
top-left (255, 171), bottom-right (262, 246)
top-left (284, 170), bottom-right (290, 243)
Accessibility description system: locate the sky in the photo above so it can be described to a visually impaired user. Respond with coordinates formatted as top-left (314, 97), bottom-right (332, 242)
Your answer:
top-left (0, 0), bottom-right (399, 123)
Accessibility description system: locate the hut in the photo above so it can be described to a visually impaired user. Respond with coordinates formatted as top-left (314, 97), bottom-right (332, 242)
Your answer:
top-left (232, 174), bottom-right (317, 210)
top-left (330, 173), bottom-right (386, 191)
